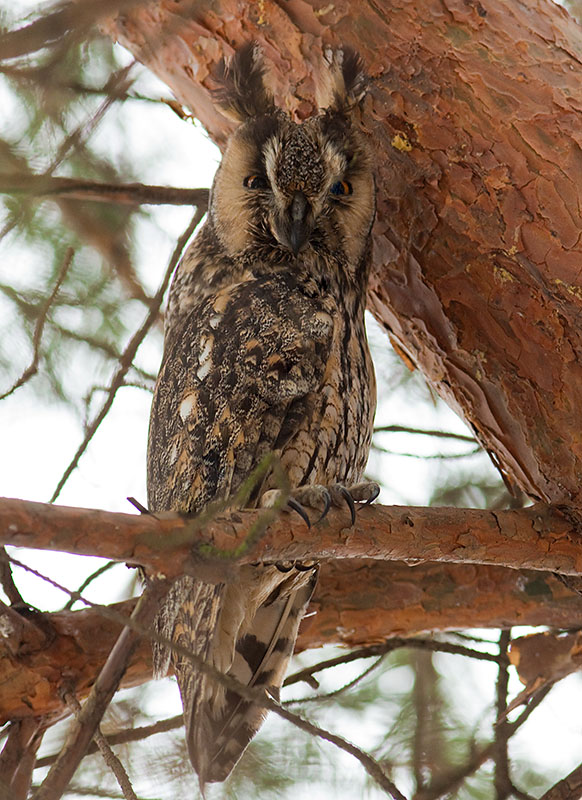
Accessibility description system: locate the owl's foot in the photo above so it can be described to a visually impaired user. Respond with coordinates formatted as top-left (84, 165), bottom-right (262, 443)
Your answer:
top-left (299, 481), bottom-right (380, 525)
top-left (260, 481), bottom-right (379, 527)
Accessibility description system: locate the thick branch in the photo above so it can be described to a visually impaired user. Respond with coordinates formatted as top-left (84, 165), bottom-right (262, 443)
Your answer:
top-left (2, 497), bottom-right (582, 577)
top-left (1, 560), bottom-right (580, 723)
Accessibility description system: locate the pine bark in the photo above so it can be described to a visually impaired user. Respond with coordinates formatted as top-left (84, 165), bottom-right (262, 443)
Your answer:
top-left (103, 0), bottom-right (582, 504)
top-left (2, 560), bottom-right (581, 722)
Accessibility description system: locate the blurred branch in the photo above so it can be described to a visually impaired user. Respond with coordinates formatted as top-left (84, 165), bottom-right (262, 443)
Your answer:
top-left (373, 425), bottom-right (477, 444)
top-left (62, 692), bottom-right (137, 800)
top-left (414, 686), bottom-right (554, 800)
top-left (285, 639), bottom-right (501, 691)
top-left (493, 630), bottom-right (511, 800)
top-left (0, 719), bottom-right (46, 800)
top-left (0, 174), bottom-right (210, 208)
top-left (51, 63), bottom-right (135, 173)
top-left (34, 715), bottom-right (183, 769)
top-left (52, 325), bottom-right (156, 383)
top-left (371, 442), bottom-right (482, 460)
top-left (0, 0), bottom-right (149, 61)
top-left (33, 583), bottom-right (165, 800)
top-left (0, 247), bottom-right (74, 401)
top-left (0, 63), bottom-right (166, 104)
top-left (49, 207), bottom-right (204, 502)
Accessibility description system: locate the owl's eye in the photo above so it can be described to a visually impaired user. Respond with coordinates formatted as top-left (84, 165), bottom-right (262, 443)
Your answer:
top-left (243, 175), bottom-right (267, 190)
top-left (330, 180), bottom-right (353, 197)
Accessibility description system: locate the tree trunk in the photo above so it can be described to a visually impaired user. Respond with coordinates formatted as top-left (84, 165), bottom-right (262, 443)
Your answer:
top-left (103, 0), bottom-right (582, 504)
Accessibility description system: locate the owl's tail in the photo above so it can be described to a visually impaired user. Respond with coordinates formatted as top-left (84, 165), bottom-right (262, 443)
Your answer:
top-left (171, 566), bottom-right (317, 786)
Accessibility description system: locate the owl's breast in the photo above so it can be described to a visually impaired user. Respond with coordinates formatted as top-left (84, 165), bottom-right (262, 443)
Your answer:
top-left (279, 308), bottom-right (376, 489)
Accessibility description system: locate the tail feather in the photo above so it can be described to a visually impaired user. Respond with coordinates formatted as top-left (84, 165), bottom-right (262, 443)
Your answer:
top-left (177, 566), bottom-right (317, 785)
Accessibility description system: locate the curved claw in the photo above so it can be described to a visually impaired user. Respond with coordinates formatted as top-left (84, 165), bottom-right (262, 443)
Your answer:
top-left (315, 488), bottom-right (332, 524)
top-left (295, 561), bottom-right (318, 572)
top-left (363, 483), bottom-right (380, 505)
top-left (288, 497), bottom-right (311, 528)
top-left (338, 486), bottom-right (356, 526)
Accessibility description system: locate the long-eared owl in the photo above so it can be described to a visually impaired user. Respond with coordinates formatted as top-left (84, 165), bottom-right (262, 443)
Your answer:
top-left (147, 43), bottom-right (377, 786)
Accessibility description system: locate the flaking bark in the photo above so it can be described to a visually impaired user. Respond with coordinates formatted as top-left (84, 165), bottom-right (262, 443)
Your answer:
top-left (102, 0), bottom-right (582, 505)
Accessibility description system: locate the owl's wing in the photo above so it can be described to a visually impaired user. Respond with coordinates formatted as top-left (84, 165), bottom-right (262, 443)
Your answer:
top-left (147, 272), bottom-right (333, 785)
top-left (147, 272), bottom-right (334, 514)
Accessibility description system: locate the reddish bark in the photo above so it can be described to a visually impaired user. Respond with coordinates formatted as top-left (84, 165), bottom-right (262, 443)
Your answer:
top-left (1, 561), bottom-right (580, 722)
top-left (2, 496), bottom-right (582, 575)
top-left (103, 0), bottom-right (582, 505)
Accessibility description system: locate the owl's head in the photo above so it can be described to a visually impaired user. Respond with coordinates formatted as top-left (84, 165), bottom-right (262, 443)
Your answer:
top-left (209, 43), bottom-right (375, 280)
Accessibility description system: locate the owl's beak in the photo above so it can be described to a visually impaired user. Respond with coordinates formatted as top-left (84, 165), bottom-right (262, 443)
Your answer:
top-left (287, 191), bottom-right (312, 255)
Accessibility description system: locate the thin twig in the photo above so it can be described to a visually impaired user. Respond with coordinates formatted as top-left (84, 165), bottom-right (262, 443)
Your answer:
top-left (284, 639), bottom-right (501, 689)
top-left (0, 247), bottom-right (74, 400)
top-left (49, 208), bottom-right (204, 502)
top-left (34, 716), bottom-right (184, 769)
top-left (494, 630), bottom-right (511, 800)
top-left (63, 692), bottom-right (137, 800)
top-left (373, 425), bottom-right (477, 443)
top-left (285, 656), bottom-right (386, 705)
top-left (371, 442), bottom-right (482, 460)
top-left (62, 562), bottom-right (117, 611)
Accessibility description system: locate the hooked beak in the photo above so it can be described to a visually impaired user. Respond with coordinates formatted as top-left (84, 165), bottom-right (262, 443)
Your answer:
top-left (275, 191), bottom-right (313, 255)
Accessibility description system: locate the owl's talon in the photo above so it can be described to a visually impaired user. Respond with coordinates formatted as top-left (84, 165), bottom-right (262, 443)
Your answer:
top-left (336, 485), bottom-right (356, 526)
top-left (315, 489), bottom-right (332, 523)
top-left (288, 498), bottom-right (311, 528)
top-left (363, 483), bottom-right (380, 505)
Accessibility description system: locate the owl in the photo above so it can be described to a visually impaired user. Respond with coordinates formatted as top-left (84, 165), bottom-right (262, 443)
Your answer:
top-left (147, 43), bottom-right (378, 786)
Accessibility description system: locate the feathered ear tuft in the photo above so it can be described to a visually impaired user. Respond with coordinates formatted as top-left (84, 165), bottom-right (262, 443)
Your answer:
top-left (215, 42), bottom-right (276, 122)
top-left (317, 46), bottom-right (369, 112)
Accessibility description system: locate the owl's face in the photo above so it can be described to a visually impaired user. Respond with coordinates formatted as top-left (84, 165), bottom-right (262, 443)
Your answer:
top-left (209, 45), bottom-right (375, 280)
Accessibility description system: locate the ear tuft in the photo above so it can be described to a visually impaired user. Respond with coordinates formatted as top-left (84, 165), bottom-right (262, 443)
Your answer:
top-left (215, 42), bottom-right (276, 122)
top-left (317, 46), bottom-right (369, 112)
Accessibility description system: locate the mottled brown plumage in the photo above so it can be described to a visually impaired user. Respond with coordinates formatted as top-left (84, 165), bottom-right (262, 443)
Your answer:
top-left (147, 43), bottom-right (377, 786)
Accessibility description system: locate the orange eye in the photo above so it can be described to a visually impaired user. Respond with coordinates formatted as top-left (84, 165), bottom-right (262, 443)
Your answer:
top-left (330, 180), bottom-right (352, 197)
top-left (243, 175), bottom-right (267, 189)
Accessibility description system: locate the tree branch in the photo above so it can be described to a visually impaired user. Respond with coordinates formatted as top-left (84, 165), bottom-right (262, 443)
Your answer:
top-left (1, 556), bottom-right (581, 723)
top-left (0, 174), bottom-right (209, 208)
top-left (32, 583), bottom-right (166, 800)
top-left (2, 497), bottom-right (581, 577)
